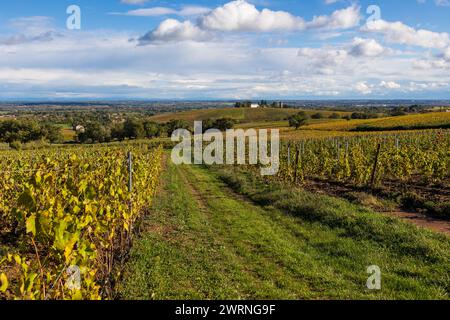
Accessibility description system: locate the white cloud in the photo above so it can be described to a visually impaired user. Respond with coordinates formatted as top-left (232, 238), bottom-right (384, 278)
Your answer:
top-left (297, 47), bottom-right (348, 67)
top-left (9, 16), bottom-right (54, 34)
top-left (1, 4), bottom-right (449, 99)
top-left (124, 7), bottom-right (177, 16)
top-left (444, 47), bottom-right (450, 60)
top-left (355, 81), bottom-right (373, 94)
top-left (306, 5), bottom-right (361, 30)
top-left (349, 37), bottom-right (387, 57)
top-left (435, 0), bottom-right (450, 6)
top-left (0, 16), bottom-right (61, 46)
top-left (363, 19), bottom-right (450, 49)
top-left (121, 0), bottom-right (149, 5)
top-left (414, 58), bottom-right (450, 69)
top-left (198, 0), bottom-right (306, 32)
top-left (139, 19), bottom-right (213, 43)
top-left (121, 6), bottom-right (211, 17)
top-left (141, 1), bottom-right (361, 44)
top-left (417, 0), bottom-right (450, 6)
top-left (180, 6), bottom-right (212, 16)
top-left (380, 81), bottom-right (401, 89)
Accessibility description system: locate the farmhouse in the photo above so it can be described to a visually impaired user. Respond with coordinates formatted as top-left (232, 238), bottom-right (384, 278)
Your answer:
top-left (75, 125), bottom-right (85, 133)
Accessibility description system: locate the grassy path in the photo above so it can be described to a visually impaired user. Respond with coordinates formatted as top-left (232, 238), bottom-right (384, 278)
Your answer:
top-left (119, 160), bottom-right (449, 300)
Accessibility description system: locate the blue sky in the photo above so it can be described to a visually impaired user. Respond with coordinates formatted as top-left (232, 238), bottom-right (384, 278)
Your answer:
top-left (0, 0), bottom-right (449, 100)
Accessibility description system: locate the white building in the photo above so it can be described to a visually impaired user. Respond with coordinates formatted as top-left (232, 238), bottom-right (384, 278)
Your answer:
top-left (250, 104), bottom-right (260, 109)
top-left (75, 125), bottom-right (85, 133)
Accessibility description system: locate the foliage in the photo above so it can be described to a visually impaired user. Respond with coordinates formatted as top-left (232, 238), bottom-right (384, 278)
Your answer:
top-left (165, 119), bottom-right (191, 136)
top-left (278, 131), bottom-right (450, 186)
top-left (0, 144), bottom-right (163, 299)
top-left (203, 118), bottom-right (236, 132)
top-left (0, 120), bottom-right (63, 144)
top-left (305, 112), bottom-right (450, 132)
top-left (311, 112), bottom-right (324, 119)
top-left (288, 112), bottom-right (308, 130)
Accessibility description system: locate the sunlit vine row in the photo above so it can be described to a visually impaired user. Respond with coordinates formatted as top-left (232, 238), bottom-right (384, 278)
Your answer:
top-left (0, 143), bottom-right (163, 299)
top-left (278, 130), bottom-right (450, 186)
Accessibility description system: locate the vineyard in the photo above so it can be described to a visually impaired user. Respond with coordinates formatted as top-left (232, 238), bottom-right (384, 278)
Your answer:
top-left (278, 130), bottom-right (450, 187)
top-left (0, 144), bottom-right (163, 299)
top-left (0, 124), bottom-right (449, 300)
top-left (303, 112), bottom-right (450, 132)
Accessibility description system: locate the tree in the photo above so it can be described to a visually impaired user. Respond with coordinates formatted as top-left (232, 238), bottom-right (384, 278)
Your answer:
top-left (111, 123), bottom-right (125, 141)
top-left (165, 119), bottom-right (191, 136)
top-left (213, 118), bottom-right (236, 131)
top-left (143, 121), bottom-right (163, 138)
top-left (351, 112), bottom-right (378, 119)
top-left (234, 101), bottom-right (251, 108)
top-left (202, 119), bottom-right (215, 133)
top-left (288, 113), bottom-right (308, 130)
top-left (329, 113), bottom-right (341, 119)
top-left (78, 122), bottom-right (111, 143)
top-left (41, 124), bottom-right (63, 143)
top-left (123, 119), bottom-right (145, 139)
top-left (311, 112), bottom-right (324, 119)
top-left (0, 120), bottom-right (60, 144)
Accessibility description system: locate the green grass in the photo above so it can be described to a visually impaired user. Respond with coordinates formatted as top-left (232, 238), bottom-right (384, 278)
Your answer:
top-left (120, 159), bottom-right (449, 300)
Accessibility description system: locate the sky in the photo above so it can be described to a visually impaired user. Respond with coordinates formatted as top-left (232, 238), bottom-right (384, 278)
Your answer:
top-left (0, 0), bottom-right (449, 100)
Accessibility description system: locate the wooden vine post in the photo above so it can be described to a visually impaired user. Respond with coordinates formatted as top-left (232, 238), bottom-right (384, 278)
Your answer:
top-left (370, 144), bottom-right (381, 188)
top-left (294, 148), bottom-right (300, 184)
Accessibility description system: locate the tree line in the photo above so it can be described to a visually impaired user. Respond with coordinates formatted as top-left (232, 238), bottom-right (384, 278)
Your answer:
top-left (287, 111), bottom-right (382, 129)
top-left (77, 117), bottom-right (236, 144)
top-left (0, 120), bottom-right (63, 146)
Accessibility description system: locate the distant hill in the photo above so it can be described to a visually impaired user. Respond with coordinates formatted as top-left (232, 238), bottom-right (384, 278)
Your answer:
top-left (304, 112), bottom-right (450, 131)
top-left (149, 107), bottom-right (351, 124)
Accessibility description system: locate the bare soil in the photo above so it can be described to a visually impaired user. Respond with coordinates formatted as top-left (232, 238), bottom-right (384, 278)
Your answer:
top-left (303, 178), bottom-right (450, 237)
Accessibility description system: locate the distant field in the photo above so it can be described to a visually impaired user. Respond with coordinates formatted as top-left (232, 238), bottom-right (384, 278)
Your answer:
top-left (149, 108), bottom-right (352, 124)
top-left (304, 112), bottom-right (450, 131)
top-left (61, 128), bottom-right (76, 141)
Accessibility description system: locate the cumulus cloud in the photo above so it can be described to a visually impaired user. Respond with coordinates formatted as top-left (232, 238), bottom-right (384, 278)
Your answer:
top-left (297, 47), bottom-right (348, 67)
top-left (1, 2), bottom-right (449, 99)
top-left (349, 37), bottom-right (387, 57)
top-left (443, 47), bottom-right (450, 60)
top-left (380, 81), bottom-right (401, 89)
top-left (0, 16), bottom-right (62, 46)
top-left (414, 58), bottom-right (450, 69)
top-left (306, 5), bottom-right (361, 30)
top-left (0, 31), bottom-right (60, 46)
top-left (198, 0), bottom-right (306, 32)
top-left (138, 19), bottom-right (213, 44)
top-left (355, 81), bottom-right (373, 94)
top-left (139, 1), bottom-right (362, 44)
top-left (362, 19), bottom-right (450, 49)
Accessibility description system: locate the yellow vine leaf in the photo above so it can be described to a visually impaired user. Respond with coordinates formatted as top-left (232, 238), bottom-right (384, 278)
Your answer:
top-left (0, 273), bottom-right (8, 293)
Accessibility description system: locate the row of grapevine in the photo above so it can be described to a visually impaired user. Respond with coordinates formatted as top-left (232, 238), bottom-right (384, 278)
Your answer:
top-left (0, 143), bottom-right (163, 299)
top-left (277, 130), bottom-right (449, 186)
